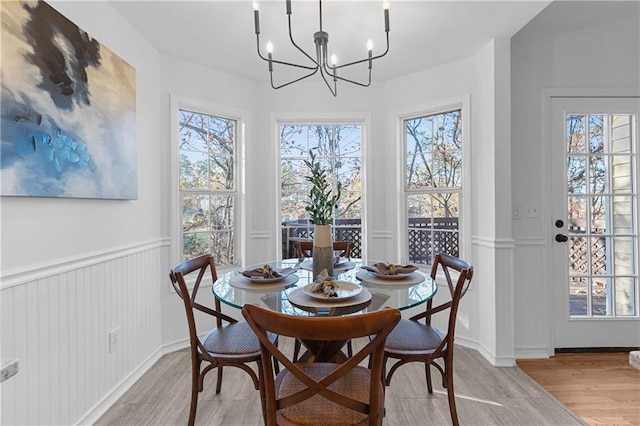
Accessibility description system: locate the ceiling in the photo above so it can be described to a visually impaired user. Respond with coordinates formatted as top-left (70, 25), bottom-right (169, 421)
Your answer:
top-left (109, 1), bottom-right (552, 84)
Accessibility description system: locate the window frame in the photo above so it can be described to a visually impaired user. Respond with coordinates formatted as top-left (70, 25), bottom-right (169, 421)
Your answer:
top-left (273, 113), bottom-right (370, 261)
top-left (395, 95), bottom-right (471, 266)
top-left (170, 94), bottom-right (246, 273)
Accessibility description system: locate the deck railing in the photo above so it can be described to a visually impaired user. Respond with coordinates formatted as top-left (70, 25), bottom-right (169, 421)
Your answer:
top-left (282, 217), bottom-right (459, 264)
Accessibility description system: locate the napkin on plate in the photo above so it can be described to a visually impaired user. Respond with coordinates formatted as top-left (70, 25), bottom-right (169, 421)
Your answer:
top-left (310, 269), bottom-right (338, 297)
top-left (241, 265), bottom-right (296, 279)
top-left (361, 262), bottom-right (418, 275)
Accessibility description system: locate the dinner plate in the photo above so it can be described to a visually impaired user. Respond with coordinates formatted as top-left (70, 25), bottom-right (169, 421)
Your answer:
top-left (246, 275), bottom-right (288, 283)
top-left (368, 271), bottom-right (415, 280)
top-left (302, 281), bottom-right (362, 302)
top-left (230, 273), bottom-right (299, 290)
top-left (244, 267), bottom-right (297, 283)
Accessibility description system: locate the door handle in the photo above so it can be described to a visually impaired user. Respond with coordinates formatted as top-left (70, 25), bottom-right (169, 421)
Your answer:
top-left (555, 234), bottom-right (568, 242)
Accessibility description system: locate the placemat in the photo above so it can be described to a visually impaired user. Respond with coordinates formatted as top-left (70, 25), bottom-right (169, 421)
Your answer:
top-left (287, 286), bottom-right (372, 309)
top-left (355, 269), bottom-right (425, 286)
top-left (229, 273), bottom-right (299, 290)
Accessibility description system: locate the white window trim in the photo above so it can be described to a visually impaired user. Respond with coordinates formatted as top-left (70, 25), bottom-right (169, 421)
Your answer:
top-left (170, 94), bottom-right (247, 274)
top-left (393, 94), bottom-right (471, 265)
top-left (271, 112), bottom-right (372, 260)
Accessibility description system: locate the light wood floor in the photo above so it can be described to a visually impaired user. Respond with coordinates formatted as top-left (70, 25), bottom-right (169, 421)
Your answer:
top-left (517, 352), bottom-right (640, 426)
top-left (97, 338), bottom-right (583, 425)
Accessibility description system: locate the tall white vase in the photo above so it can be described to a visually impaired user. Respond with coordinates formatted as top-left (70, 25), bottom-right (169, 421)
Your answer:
top-left (312, 224), bottom-right (334, 279)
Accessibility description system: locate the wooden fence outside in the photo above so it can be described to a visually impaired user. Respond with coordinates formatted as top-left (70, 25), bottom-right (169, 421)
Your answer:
top-left (282, 217), bottom-right (460, 264)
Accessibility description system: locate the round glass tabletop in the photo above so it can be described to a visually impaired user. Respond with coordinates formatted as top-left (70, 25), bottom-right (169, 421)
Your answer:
top-left (212, 258), bottom-right (437, 317)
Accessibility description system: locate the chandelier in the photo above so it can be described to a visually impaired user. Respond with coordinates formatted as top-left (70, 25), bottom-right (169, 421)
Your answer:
top-left (253, 0), bottom-right (390, 96)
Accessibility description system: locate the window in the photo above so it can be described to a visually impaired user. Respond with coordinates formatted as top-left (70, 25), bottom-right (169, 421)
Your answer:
top-left (178, 108), bottom-right (237, 267)
top-left (404, 109), bottom-right (462, 264)
top-left (280, 124), bottom-right (362, 259)
top-left (565, 113), bottom-right (637, 317)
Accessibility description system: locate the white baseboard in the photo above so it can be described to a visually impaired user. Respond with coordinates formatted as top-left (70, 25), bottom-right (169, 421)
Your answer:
top-left (514, 346), bottom-right (554, 360)
top-left (76, 349), bottom-right (163, 425)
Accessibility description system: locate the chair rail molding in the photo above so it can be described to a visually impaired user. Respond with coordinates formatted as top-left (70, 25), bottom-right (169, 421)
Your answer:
top-left (1, 238), bottom-right (169, 289)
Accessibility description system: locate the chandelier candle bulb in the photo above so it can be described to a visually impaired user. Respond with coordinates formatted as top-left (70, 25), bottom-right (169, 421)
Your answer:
top-left (384, 3), bottom-right (390, 32)
top-left (253, 1), bottom-right (260, 34)
top-left (267, 42), bottom-right (273, 71)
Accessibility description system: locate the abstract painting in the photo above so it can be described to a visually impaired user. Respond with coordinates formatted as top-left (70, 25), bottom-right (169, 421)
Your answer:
top-left (1, 1), bottom-right (137, 199)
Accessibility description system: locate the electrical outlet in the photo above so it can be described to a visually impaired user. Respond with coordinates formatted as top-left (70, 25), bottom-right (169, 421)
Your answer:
top-left (109, 327), bottom-right (120, 353)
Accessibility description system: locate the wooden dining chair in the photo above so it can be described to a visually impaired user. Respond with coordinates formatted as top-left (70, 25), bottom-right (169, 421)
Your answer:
top-left (243, 303), bottom-right (401, 426)
top-left (382, 253), bottom-right (473, 426)
top-left (170, 254), bottom-right (276, 426)
top-left (293, 240), bottom-right (354, 259)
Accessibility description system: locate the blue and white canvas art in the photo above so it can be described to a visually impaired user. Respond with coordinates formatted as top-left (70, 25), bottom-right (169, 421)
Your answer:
top-left (1, 1), bottom-right (137, 199)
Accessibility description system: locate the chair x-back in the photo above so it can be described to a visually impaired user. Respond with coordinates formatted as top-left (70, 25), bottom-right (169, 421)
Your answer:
top-left (293, 240), bottom-right (353, 259)
top-left (243, 304), bottom-right (401, 426)
top-left (382, 252), bottom-right (473, 426)
top-left (170, 254), bottom-right (273, 426)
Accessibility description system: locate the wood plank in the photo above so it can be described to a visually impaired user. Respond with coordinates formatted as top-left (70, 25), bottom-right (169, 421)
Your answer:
top-left (96, 341), bottom-right (584, 425)
top-left (517, 352), bottom-right (640, 426)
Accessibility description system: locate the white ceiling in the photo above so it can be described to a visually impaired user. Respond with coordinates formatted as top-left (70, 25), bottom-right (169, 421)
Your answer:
top-left (109, 0), bottom-right (552, 84)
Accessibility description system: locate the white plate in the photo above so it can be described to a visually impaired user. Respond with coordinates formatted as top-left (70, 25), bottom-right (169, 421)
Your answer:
top-left (368, 271), bottom-right (415, 280)
top-left (243, 267), bottom-right (297, 283)
top-left (246, 276), bottom-right (287, 283)
top-left (302, 281), bottom-right (362, 302)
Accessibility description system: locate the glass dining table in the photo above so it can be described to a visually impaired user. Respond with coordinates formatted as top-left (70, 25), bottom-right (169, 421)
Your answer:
top-left (212, 258), bottom-right (437, 317)
top-left (213, 258), bottom-right (437, 362)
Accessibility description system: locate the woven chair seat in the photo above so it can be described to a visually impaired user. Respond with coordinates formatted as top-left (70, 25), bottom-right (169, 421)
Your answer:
top-left (201, 322), bottom-right (263, 355)
top-left (385, 318), bottom-right (444, 352)
top-left (277, 363), bottom-right (370, 426)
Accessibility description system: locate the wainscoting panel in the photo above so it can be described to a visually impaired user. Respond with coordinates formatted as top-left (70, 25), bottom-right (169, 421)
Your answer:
top-left (1, 241), bottom-right (163, 425)
top-left (513, 238), bottom-right (550, 358)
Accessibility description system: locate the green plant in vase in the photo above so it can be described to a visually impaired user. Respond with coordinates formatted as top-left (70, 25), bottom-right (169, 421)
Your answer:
top-left (303, 149), bottom-right (342, 278)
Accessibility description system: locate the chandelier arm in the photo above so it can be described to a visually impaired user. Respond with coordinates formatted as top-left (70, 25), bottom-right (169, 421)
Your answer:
top-left (333, 33), bottom-right (390, 70)
top-left (318, 67), bottom-right (337, 96)
top-left (332, 69), bottom-right (372, 88)
top-left (256, 35), bottom-right (317, 70)
top-left (270, 68), bottom-right (320, 90)
top-left (287, 15), bottom-right (320, 67)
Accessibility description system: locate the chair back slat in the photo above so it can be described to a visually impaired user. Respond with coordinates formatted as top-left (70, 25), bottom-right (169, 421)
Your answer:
top-left (294, 240), bottom-right (354, 258)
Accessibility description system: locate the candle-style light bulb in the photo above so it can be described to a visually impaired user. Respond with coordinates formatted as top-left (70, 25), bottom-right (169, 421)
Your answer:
top-left (266, 41), bottom-right (273, 71)
top-left (330, 54), bottom-right (337, 67)
top-left (253, 0), bottom-right (260, 34)
top-left (383, 1), bottom-right (390, 32)
top-left (366, 39), bottom-right (373, 52)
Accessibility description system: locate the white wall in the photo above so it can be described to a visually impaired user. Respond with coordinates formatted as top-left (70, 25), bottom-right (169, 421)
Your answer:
top-left (511, 1), bottom-right (640, 358)
top-left (1, 1), bottom-right (163, 424)
top-left (384, 39), bottom-right (515, 366)
top-left (159, 54), bottom-right (259, 347)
